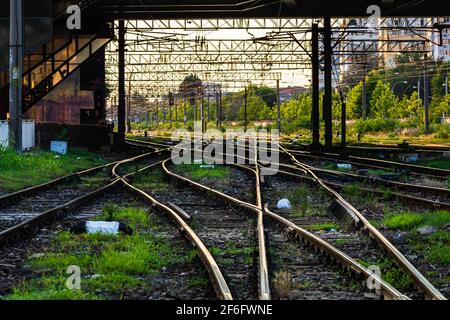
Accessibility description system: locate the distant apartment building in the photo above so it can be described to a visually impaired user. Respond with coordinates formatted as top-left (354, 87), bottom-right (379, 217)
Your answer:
top-left (377, 18), bottom-right (436, 66)
top-left (432, 17), bottom-right (450, 62)
top-left (337, 18), bottom-right (379, 86)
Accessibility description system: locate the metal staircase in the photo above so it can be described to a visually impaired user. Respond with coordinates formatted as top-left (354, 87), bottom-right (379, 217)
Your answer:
top-left (0, 0), bottom-right (111, 117)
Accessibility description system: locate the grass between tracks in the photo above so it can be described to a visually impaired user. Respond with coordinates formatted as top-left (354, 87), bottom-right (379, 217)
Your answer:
top-left (416, 158), bottom-right (450, 170)
top-left (2, 204), bottom-right (188, 300)
top-left (176, 163), bottom-right (230, 180)
top-left (382, 210), bottom-right (450, 266)
top-left (0, 148), bottom-right (105, 192)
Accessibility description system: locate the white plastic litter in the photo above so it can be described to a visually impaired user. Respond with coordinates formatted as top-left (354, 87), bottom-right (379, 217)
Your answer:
top-left (200, 165), bottom-right (215, 169)
top-left (277, 199), bottom-right (292, 210)
top-left (337, 163), bottom-right (352, 170)
top-left (193, 159), bottom-right (203, 164)
top-left (51, 140), bottom-right (68, 155)
top-left (86, 221), bottom-right (120, 235)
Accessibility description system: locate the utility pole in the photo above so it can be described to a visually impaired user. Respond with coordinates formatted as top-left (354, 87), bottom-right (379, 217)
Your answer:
top-left (311, 23), bottom-right (320, 149)
top-left (163, 107), bottom-right (166, 124)
top-left (219, 89), bottom-right (223, 129)
top-left (117, 20), bottom-right (126, 148)
top-left (339, 91), bottom-right (346, 153)
top-left (201, 93), bottom-right (205, 133)
top-left (175, 95), bottom-right (178, 122)
top-left (194, 99), bottom-right (197, 123)
top-left (244, 85), bottom-right (248, 132)
top-left (445, 72), bottom-right (448, 96)
top-left (323, 17), bottom-right (333, 149)
top-left (183, 96), bottom-right (187, 127)
top-left (215, 92), bottom-right (220, 128)
top-left (127, 79), bottom-right (131, 133)
top-left (155, 100), bottom-right (159, 125)
top-left (207, 95), bottom-right (211, 123)
top-left (9, 0), bottom-right (24, 151)
top-left (424, 68), bottom-right (430, 133)
top-left (362, 63), bottom-right (367, 120)
top-left (276, 79), bottom-right (281, 133)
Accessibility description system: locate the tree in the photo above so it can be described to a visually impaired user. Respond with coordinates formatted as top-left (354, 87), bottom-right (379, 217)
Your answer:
top-left (394, 52), bottom-right (423, 66)
top-left (432, 94), bottom-right (450, 121)
top-left (254, 86), bottom-right (277, 108)
top-left (347, 82), bottom-right (363, 119)
top-left (238, 89), bottom-right (268, 121)
top-left (397, 91), bottom-right (422, 118)
top-left (179, 74), bottom-right (203, 105)
top-left (369, 80), bottom-right (398, 118)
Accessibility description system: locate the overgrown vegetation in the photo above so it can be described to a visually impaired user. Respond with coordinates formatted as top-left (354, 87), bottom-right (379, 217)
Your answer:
top-left (2, 205), bottom-right (187, 300)
top-left (176, 163), bottom-right (230, 180)
top-left (132, 167), bottom-right (169, 191)
top-left (383, 210), bottom-right (450, 230)
top-left (383, 210), bottom-right (450, 267)
top-left (0, 148), bottom-right (105, 192)
top-left (305, 223), bottom-right (340, 231)
top-left (358, 258), bottom-right (414, 290)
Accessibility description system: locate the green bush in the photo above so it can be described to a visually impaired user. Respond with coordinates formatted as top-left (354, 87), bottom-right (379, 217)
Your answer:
top-left (433, 124), bottom-right (450, 139)
top-left (355, 118), bottom-right (400, 134)
top-left (281, 116), bottom-right (311, 133)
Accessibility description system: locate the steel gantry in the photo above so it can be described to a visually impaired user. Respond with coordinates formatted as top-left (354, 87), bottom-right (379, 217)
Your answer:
top-left (108, 16), bottom-right (448, 148)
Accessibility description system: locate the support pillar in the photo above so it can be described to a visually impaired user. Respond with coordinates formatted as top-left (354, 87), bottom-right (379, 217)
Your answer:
top-left (362, 65), bottom-right (367, 120)
top-left (323, 17), bottom-right (333, 149)
top-left (117, 20), bottom-right (126, 148)
top-left (127, 79), bottom-right (131, 133)
top-left (311, 23), bottom-right (321, 150)
top-left (339, 92), bottom-right (346, 154)
top-left (219, 89), bottom-right (223, 128)
top-left (207, 96), bottom-right (211, 122)
top-left (244, 86), bottom-right (248, 132)
top-left (276, 79), bottom-right (281, 133)
top-left (201, 94), bottom-right (205, 133)
top-left (424, 70), bottom-right (430, 133)
top-left (9, 0), bottom-right (24, 151)
top-left (215, 92), bottom-right (220, 128)
top-left (183, 97), bottom-right (187, 127)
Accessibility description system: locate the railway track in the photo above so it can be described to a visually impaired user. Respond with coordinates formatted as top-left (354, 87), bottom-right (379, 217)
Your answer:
top-left (285, 148), bottom-right (450, 180)
top-left (215, 141), bottom-right (450, 210)
top-left (161, 154), bottom-right (408, 300)
top-left (0, 147), bottom-right (167, 236)
top-left (278, 145), bottom-right (447, 300)
top-left (7, 137), bottom-right (440, 300)
top-left (130, 163), bottom-right (258, 299)
top-left (0, 146), bottom-right (234, 300)
top-left (274, 160), bottom-right (450, 210)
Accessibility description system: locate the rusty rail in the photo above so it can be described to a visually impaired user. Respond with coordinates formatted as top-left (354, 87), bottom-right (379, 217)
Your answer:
top-left (280, 144), bottom-right (447, 300)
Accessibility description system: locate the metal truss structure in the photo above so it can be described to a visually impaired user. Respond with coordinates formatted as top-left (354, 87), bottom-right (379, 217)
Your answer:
top-left (105, 17), bottom-right (448, 99)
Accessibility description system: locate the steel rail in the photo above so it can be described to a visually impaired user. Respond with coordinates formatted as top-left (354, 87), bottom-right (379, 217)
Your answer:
top-left (252, 140), bottom-right (271, 300)
top-left (127, 137), bottom-right (449, 207)
top-left (0, 160), bottom-right (121, 208)
top-left (267, 165), bottom-right (450, 211)
top-left (113, 160), bottom-right (233, 300)
top-left (161, 159), bottom-right (271, 300)
top-left (0, 180), bottom-right (119, 245)
top-left (286, 148), bottom-right (450, 179)
top-left (0, 149), bottom-right (164, 244)
top-left (162, 157), bottom-right (409, 300)
top-left (211, 144), bottom-right (450, 209)
top-left (263, 207), bottom-right (408, 300)
top-left (279, 144), bottom-right (447, 300)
